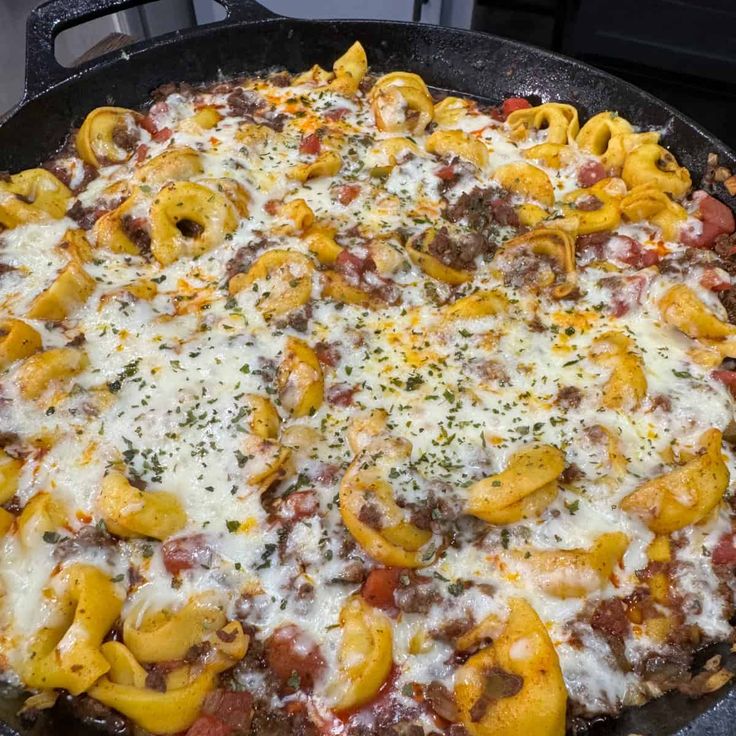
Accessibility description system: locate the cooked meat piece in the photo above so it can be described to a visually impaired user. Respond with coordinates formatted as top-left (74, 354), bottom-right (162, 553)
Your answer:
top-left (432, 611), bottom-right (476, 641)
top-left (120, 215), bottom-right (151, 255)
top-left (42, 159), bottom-right (97, 192)
top-left (445, 187), bottom-right (520, 235)
top-left (394, 579), bottom-right (441, 614)
top-left (111, 119), bottom-right (140, 152)
top-left (590, 598), bottom-right (630, 639)
top-left (425, 680), bottom-right (459, 721)
top-left (556, 385), bottom-right (582, 409)
top-left (150, 81), bottom-right (195, 101)
top-left (269, 71), bottom-right (292, 87)
top-left (358, 502), bottom-right (383, 529)
top-left (427, 226), bottom-right (494, 271)
top-left (226, 88), bottom-right (286, 131)
top-left (53, 525), bottom-right (116, 561)
top-left (719, 286), bottom-right (736, 324)
top-left (469, 667), bottom-right (523, 722)
top-left (560, 463), bottom-right (584, 484)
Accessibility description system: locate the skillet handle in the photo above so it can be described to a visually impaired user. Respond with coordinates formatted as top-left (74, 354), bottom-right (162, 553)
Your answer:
top-left (217, 0), bottom-right (281, 22)
top-left (24, 0), bottom-right (280, 99)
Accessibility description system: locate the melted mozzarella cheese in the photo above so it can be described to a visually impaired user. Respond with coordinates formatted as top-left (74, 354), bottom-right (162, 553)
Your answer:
top-left (0, 70), bottom-right (734, 727)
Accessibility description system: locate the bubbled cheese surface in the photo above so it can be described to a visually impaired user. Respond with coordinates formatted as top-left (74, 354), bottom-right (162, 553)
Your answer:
top-left (0, 68), bottom-right (734, 728)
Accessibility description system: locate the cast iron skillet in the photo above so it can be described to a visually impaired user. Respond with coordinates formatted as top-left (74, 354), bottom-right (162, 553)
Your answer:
top-left (1, 0), bottom-right (736, 734)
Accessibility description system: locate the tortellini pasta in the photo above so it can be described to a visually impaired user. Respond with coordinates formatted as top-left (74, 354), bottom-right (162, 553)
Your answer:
top-left (0, 449), bottom-right (22, 504)
top-left (24, 564), bottom-right (123, 695)
top-left (443, 289), bottom-right (509, 321)
top-left (507, 102), bottom-right (579, 144)
top-left (27, 255), bottom-right (96, 321)
top-left (590, 331), bottom-right (648, 411)
top-left (660, 284), bottom-right (736, 356)
top-left (97, 471), bottom-right (187, 540)
top-left (370, 72), bottom-right (434, 134)
top-left (576, 111), bottom-right (633, 156)
top-left (493, 161), bottom-right (554, 206)
top-left (76, 106), bottom-right (142, 167)
top-left (0, 168), bottom-right (71, 227)
top-left (277, 337), bottom-right (324, 417)
top-left (620, 182), bottom-right (687, 240)
top-left (621, 428), bottom-right (728, 533)
top-left (512, 532), bottom-right (629, 598)
top-left (467, 443), bottom-right (565, 524)
top-left (621, 142), bottom-right (691, 197)
top-left (150, 181), bottom-right (239, 265)
top-left (0, 319), bottom-right (41, 368)
top-left (330, 595), bottom-right (393, 711)
top-left (426, 129), bottom-right (489, 169)
top-left (17, 347), bottom-right (88, 400)
top-left (329, 41), bottom-right (368, 95)
top-left (562, 177), bottom-right (626, 235)
top-left (289, 151), bottom-right (342, 183)
top-left (498, 227), bottom-right (576, 299)
top-left (229, 249), bottom-right (314, 319)
top-left (90, 620), bottom-right (247, 734)
top-left (340, 436), bottom-right (439, 567)
top-left (455, 598), bottom-right (566, 736)
top-left (123, 595), bottom-right (227, 663)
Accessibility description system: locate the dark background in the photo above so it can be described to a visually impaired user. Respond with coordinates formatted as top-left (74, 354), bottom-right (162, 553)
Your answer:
top-left (472, 0), bottom-right (736, 148)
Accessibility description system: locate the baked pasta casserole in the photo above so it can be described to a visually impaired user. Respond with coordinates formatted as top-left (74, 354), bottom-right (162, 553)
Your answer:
top-left (1, 42), bottom-right (736, 736)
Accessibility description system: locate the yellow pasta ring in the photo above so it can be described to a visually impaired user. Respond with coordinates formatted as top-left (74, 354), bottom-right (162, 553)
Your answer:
top-left (76, 106), bottom-right (143, 167)
top-left (150, 181), bottom-right (238, 265)
top-left (228, 249), bottom-right (314, 320)
top-left (0, 319), bottom-right (42, 369)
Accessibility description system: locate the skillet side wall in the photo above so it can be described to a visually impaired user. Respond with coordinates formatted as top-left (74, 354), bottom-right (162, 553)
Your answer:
top-left (0, 15), bottom-right (735, 736)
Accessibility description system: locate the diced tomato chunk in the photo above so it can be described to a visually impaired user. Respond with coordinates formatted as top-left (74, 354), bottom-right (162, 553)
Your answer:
top-left (202, 690), bottom-right (253, 732)
top-left (336, 184), bottom-right (361, 205)
top-left (577, 160), bottom-right (607, 188)
top-left (362, 567), bottom-right (403, 611)
top-left (335, 249), bottom-right (375, 286)
top-left (681, 191), bottom-right (736, 249)
top-left (134, 143), bottom-right (149, 163)
top-left (606, 274), bottom-right (647, 317)
top-left (326, 383), bottom-right (358, 407)
top-left (263, 199), bottom-right (280, 215)
top-left (280, 490), bottom-right (320, 520)
top-left (311, 462), bottom-right (340, 485)
top-left (712, 532), bottom-right (736, 565)
top-left (435, 164), bottom-right (456, 181)
top-left (712, 370), bottom-right (736, 396)
top-left (186, 714), bottom-right (232, 736)
top-left (162, 534), bottom-right (212, 575)
top-left (314, 340), bottom-right (341, 367)
top-left (299, 133), bottom-right (321, 155)
top-left (701, 193), bottom-right (736, 234)
top-left (324, 107), bottom-right (349, 121)
top-left (610, 235), bottom-right (659, 269)
top-left (700, 268), bottom-right (731, 292)
top-left (139, 115), bottom-right (158, 135)
top-left (501, 97), bottom-right (531, 118)
top-left (265, 624), bottom-right (325, 692)
top-left (152, 127), bottom-right (172, 143)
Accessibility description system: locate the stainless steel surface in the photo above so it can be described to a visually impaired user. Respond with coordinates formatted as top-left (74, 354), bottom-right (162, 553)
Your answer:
top-left (191, 0), bottom-right (475, 28)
